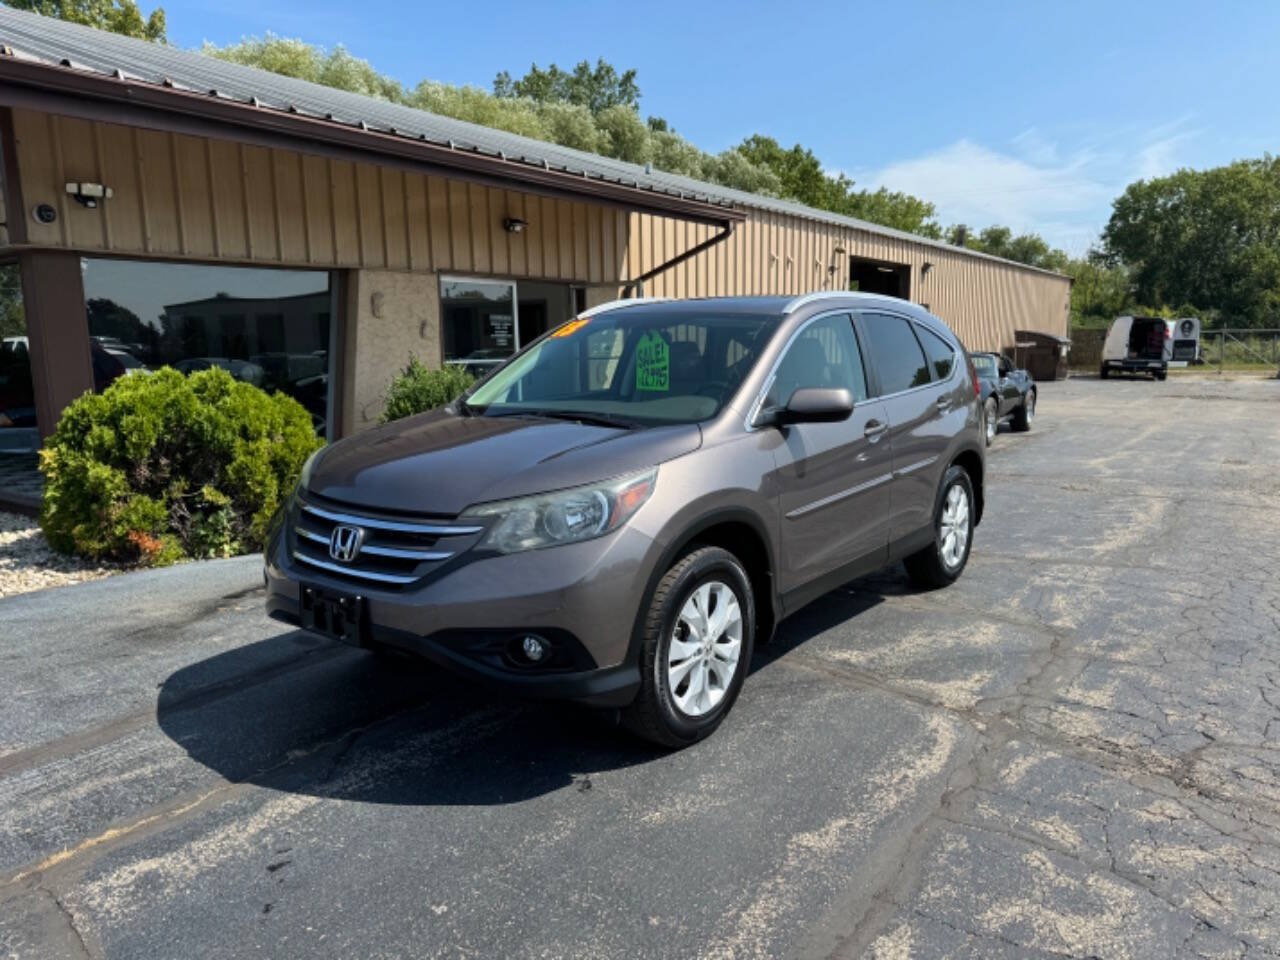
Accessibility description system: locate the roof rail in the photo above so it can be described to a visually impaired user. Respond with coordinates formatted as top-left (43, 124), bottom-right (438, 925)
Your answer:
top-left (578, 296), bottom-right (671, 318)
top-left (782, 291), bottom-right (855, 314)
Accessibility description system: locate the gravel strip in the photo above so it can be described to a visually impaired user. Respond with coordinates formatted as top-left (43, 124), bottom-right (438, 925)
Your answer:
top-left (0, 511), bottom-right (120, 598)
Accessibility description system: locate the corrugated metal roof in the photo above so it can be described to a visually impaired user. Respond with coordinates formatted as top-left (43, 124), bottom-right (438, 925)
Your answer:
top-left (0, 5), bottom-right (1069, 279)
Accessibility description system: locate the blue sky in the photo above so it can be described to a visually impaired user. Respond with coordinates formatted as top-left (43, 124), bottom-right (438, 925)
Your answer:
top-left (163, 0), bottom-right (1279, 255)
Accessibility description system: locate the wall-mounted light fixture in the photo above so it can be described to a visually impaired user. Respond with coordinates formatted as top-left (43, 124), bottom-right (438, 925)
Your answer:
top-left (922, 261), bottom-right (934, 276)
top-left (503, 217), bottom-right (527, 234)
top-left (828, 245), bottom-right (847, 279)
top-left (65, 181), bottom-right (113, 209)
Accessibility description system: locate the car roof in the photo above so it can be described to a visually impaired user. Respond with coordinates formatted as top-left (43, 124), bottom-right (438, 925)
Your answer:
top-left (587, 292), bottom-right (941, 319)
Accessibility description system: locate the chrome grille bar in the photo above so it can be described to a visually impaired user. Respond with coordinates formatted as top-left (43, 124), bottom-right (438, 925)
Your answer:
top-left (295, 527), bottom-right (452, 562)
top-left (300, 502), bottom-right (483, 536)
top-left (292, 551), bottom-right (420, 584)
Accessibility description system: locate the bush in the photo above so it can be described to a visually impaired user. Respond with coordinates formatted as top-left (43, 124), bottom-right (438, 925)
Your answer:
top-left (40, 367), bottom-right (322, 566)
top-left (380, 358), bottom-right (474, 423)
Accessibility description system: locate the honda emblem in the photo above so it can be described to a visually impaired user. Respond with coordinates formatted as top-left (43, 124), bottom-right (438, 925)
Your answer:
top-left (328, 524), bottom-right (364, 562)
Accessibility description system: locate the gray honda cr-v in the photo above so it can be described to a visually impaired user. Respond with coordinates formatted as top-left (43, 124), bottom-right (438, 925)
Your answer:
top-left (266, 292), bottom-right (985, 746)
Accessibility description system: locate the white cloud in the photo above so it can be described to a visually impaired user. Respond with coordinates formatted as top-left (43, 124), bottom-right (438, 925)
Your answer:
top-left (855, 123), bottom-right (1199, 256)
top-left (1134, 123), bottom-right (1199, 180)
top-left (1010, 127), bottom-right (1060, 165)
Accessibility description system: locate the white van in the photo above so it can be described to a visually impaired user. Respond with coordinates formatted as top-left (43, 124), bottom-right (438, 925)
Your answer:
top-left (1100, 316), bottom-right (1172, 380)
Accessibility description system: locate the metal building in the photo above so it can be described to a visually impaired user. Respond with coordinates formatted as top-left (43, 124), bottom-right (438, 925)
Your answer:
top-left (0, 6), bottom-right (1070, 456)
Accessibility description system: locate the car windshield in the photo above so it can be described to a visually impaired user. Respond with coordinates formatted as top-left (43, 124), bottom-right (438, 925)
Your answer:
top-left (464, 309), bottom-right (781, 425)
top-left (972, 355), bottom-right (997, 377)
top-left (111, 351), bottom-right (144, 369)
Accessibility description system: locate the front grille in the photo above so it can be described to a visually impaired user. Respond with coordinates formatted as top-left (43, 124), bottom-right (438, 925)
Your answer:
top-left (290, 500), bottom-right (485, 587)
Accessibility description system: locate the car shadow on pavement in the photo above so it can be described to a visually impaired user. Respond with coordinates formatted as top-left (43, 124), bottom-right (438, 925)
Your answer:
top-left (155, 572), bottom-right (902, 807)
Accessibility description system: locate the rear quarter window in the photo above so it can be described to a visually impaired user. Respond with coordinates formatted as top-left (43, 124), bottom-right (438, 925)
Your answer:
top-left (916, 326), bottom-right (956, 381)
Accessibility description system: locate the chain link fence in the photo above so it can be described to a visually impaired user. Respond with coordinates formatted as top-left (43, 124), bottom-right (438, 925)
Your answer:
top-left (1198, 329), bottom-right (1280, 371)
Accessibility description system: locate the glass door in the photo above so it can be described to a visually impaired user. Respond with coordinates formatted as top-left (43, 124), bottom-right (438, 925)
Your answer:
top-left (440, 277), bottom-right (519, 378)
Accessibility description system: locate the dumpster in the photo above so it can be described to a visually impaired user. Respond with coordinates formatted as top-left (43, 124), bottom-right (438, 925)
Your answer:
top-left (1014, 330), bottom-right (1071, 381)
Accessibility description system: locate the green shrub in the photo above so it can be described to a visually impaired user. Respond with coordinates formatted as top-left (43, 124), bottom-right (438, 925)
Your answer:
top-left (40, 367), bottom-right (322, 566)
top-left (380, 358), bottom-right (474, 423)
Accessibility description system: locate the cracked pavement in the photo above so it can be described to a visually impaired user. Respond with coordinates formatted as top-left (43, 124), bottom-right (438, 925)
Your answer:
top-left (1, 376), bottom-right (1278, 959)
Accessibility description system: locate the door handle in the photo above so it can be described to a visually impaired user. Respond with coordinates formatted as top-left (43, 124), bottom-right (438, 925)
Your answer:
top-left (863, 419), bottom-right (887, 441)
top-left (935, 395), bottom-right (949, 409)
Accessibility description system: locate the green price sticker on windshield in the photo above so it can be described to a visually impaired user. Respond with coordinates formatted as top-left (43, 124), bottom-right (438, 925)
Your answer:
top-left (636, 331), bottom-right (669, 392)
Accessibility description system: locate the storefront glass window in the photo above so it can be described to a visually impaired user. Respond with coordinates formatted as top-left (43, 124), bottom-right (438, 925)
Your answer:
top-left (0, 264), bottom-right (38, 453)
top-left (81, 259), bottom-right (333, 435)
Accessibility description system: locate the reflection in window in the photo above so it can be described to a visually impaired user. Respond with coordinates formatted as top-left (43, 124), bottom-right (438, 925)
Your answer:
top-left (441, 278), bottom-right (517, 377)
top-left (764, 314), bottom-right (868, 410)
top-left (0, 263), bottom-right (39, 450)
top-left (916, 326), bottom-right (956, 381)
top-left (860, 313), bottom-right (931, 396)
top-left (81, 259), bottom-right (331, 434)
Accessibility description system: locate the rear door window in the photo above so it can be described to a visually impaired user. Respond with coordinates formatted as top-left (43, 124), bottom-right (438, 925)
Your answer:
top-left (859, 313), bottom-right (931, 395)
top-left (915, 326), bottom-right (956, 381)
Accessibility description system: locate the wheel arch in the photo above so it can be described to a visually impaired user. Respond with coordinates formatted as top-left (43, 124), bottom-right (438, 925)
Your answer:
top-left (628, 509), bottom-right (778, 664)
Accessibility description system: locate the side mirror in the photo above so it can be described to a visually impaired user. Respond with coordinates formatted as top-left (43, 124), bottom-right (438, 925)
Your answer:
top-left (778, 387), bottom-right (854, 425)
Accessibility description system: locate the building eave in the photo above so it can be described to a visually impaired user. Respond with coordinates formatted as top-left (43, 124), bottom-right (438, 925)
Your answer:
top-left (0, 55), bottom-right (744, 229)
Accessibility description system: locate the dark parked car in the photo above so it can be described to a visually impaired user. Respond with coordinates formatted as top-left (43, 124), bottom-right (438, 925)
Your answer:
top-left (971, 351), bottom-right (1035, 445)
top-left (266, 293), bottom-right (986, 747)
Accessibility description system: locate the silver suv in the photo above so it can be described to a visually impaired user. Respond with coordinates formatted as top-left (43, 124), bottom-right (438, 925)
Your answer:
top-left (266, 293), bottom-right (985, 746)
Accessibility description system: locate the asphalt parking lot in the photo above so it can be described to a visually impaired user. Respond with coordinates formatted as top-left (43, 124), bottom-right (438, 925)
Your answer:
top-left (2, 376), bottom-right (1278, 959)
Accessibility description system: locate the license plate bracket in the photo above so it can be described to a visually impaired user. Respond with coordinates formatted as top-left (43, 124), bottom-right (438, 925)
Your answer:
top-left (300, 586), bottom-right (367, 647)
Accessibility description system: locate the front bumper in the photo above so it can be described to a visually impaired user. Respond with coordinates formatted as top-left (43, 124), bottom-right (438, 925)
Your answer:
top-left (1104, 358), bottom-right (1165, 372)
top-left (264, 519), bottom-right (656, 708)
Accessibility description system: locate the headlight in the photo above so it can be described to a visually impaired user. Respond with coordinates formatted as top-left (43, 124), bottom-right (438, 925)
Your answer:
top-left (461, 469), bottom-right (657, 554)
top-left (297, 448), bottom-right (323, 493)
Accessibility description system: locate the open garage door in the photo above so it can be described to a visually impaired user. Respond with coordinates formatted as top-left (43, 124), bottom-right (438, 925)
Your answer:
top-left (849, 256), bottom-right (910, 300)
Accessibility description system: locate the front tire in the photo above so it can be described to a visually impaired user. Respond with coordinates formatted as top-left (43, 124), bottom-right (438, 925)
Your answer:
top-left (904, 465), bottom-right (975, 590)
top-left (1100, 365), bottom-right (1109, 379)
top-left (622, 546), bottom-right (755, 748)
top-left (1011, 389), bottom-right (1034, 432)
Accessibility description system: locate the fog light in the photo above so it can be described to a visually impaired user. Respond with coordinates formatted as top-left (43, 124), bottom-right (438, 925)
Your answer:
top-left (520, 634), bottom-right (548, 663)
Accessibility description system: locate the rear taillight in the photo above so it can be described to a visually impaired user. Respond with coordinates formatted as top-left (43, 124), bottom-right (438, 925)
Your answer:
top-left (969, 358), bottom-right (981, 397)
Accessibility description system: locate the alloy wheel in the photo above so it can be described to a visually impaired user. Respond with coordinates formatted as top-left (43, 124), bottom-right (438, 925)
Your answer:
top-left (939, 483), bottom-right (971, 570)
top-left (667, 580), bottom-right (743, 717)
top-left (1025, 392), bottom-right (1035, 422)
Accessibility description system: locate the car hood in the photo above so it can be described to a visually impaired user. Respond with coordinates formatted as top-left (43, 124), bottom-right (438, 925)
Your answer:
top-left (305, 410), bottom-right (703, 515)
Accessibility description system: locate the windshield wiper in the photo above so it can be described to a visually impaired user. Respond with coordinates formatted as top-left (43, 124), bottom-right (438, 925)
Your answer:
top-left (521, 409), bottom-right (642, 430)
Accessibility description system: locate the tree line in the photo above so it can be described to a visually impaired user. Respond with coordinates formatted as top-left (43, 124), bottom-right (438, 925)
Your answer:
top-left (10, 0), bottom-right (1280, 329)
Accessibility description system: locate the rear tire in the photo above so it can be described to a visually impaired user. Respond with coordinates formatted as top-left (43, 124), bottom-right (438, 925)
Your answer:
top-left (1155, 371), bottom-right (1167, 381)
top-left (1011, 389), bottom-right (1034, 432)
top-left (904, 466), bottom-right (975, 590)
top-left (1100, 365), bottom-right (1109, 379)
top-left (622, 546), bottom-right (755, 748)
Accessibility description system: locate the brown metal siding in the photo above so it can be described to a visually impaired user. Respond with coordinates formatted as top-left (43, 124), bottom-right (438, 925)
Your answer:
top-left (8, 108), bottom-right (628, 285)
top-left (7, 107), bottom-right (1070, 351)
top-left (621, 208), bottom-right (1070, 350)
